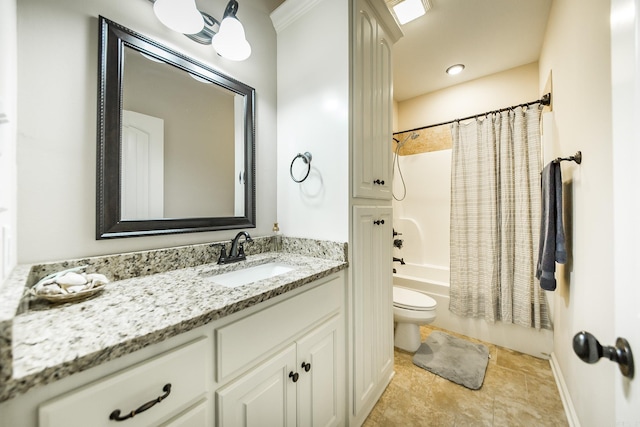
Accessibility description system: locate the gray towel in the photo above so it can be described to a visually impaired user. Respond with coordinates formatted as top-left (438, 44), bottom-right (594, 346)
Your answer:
top-left (536, 162), bottom-right (567, 291)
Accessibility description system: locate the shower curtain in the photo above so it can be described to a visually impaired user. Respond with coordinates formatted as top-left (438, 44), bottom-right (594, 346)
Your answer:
top-left (449, 106), bottom-right (551, 329)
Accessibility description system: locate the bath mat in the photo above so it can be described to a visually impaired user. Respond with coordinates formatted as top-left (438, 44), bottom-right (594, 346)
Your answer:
top-left (412, 331), bottom-right (489, 390)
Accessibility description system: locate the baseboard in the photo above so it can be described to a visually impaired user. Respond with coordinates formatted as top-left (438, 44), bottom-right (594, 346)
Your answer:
top-left (550, 352), bottom-right (580, 427)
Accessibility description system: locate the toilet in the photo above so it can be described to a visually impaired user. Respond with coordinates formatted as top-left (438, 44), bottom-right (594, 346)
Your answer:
top-left (392, 286), bottom-right (437, 352)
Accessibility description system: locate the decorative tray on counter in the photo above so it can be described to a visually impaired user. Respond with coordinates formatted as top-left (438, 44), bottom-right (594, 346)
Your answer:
top-left (28, 266), bottom-right (110, 304)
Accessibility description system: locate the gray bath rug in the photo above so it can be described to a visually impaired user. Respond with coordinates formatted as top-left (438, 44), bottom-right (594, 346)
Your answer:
top-left (412, 331), bottom-right (490, 390)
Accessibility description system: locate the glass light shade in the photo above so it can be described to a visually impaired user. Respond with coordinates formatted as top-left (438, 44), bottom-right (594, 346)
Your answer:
top-left (153, 0), bottom-right (204, 35)
top-left (212, 17), bottom-right (251, 61)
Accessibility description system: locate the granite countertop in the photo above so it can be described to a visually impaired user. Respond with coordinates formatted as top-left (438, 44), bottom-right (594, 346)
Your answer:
top-left (0, 238), bottom-right (348, 403)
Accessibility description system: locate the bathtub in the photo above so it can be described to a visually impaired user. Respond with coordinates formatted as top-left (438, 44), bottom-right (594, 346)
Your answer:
top-left (393, 262), bottom-right (553, 358)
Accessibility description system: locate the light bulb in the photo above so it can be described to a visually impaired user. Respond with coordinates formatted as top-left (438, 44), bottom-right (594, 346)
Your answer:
top-left (153, 0), bottom-right (204, 35)
top-left (446, 64), bottom-right (465, 75)
top-left (212, 17), bottom-right (251, 61)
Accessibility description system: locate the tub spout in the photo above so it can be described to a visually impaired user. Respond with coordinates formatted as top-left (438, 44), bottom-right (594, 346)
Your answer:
top-left (393, 257), bottom-right (405, 265)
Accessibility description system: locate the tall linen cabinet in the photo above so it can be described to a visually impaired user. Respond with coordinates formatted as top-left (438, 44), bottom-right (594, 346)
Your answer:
top-left (271, 0), bottom-right (402, 424)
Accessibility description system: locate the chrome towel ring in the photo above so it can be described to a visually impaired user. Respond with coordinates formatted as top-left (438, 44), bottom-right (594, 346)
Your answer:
top-left (290, 152), bottom-right (312, 183)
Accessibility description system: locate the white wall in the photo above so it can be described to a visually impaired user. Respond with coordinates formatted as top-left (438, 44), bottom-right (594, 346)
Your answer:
top-left (539, 0), bottom-right (615, 425)
top-left (394, 63), bottom-right (539, 270)
top-left (16, 0), bottom-right (278, 264)
top-left (0, 0), bottom-right (18, 281)
top-left (272, 0), bottom-right (350, 243)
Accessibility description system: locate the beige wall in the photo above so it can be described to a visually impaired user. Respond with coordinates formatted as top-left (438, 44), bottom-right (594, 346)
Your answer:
top-left (397, 62), bottom-right (540, 131)
top-left (16, 0), bottom-right (278, 263)
top-left (539, 0), bottom-right (615, 425)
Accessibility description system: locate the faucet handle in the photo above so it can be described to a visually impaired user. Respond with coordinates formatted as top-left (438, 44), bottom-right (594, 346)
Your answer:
top-left (212, 244), bottom-right (228, 264)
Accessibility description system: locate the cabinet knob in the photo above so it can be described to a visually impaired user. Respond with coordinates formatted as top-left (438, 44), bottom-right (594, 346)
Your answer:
top-left (289, 371), bottom-right (299, 383)
top-left (301, 362), bottom-right (311, 372)
top-left (373, 219), bottom-right (385, 225)
top-left (373, 179), bottom-right (385, 185)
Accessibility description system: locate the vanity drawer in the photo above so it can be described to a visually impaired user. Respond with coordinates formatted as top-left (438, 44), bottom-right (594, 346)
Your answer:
top-left (216, 274), bottom-right (342, 382)
top-left (39, 337), bottom-right (209, 427)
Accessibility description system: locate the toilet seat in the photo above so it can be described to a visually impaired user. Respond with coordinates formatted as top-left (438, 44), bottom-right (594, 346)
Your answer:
top-left (393, 286), bottom-right (436, 311)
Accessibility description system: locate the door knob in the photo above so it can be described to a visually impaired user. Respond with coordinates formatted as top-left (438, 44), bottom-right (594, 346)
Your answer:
top-left (572, 331), bottom-right (634, 379)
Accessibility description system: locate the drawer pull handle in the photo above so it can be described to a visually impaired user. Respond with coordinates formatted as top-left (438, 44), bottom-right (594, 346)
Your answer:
top-left (289, 371), bottom-right (299, 383)
top-left (301, 362), bottom-right (311, 372)
top-left (109, 383), bottom-right (172, 422)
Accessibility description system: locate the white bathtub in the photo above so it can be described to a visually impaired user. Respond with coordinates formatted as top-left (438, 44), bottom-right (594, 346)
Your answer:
top-left (393, 262), bottom-right (553, 358)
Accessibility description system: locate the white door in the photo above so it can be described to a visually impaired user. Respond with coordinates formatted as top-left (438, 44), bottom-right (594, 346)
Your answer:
top-left (121, 110), bottom-right (164, 220)
top-left (610, 0), bottom-right (640, 422)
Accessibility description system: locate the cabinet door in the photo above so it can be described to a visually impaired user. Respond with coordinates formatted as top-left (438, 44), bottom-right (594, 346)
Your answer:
top-left (353, 0), bottom-right (393, 200)
top-left (375, 207), bottom-right (394, 379)
top-left (296, 316), bottom-right (340, 427)
top-left (160, 399), bottom-right (210, 427)
top-left (216, 344), bottom-right (297, 427)
top-left (352, 206), bottom-right (378, 413)
top-left (352, 206), bottom-right (393, 416)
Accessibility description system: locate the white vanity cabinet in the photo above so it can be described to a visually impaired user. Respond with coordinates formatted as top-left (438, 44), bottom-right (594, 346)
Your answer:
top-left (352, 0), bottom-right (394, 201)
top-left (38, 337), bottom-right (211, 427)
top-left (0, 271), bottom-right (345, 427)
top-left (215, 274), bottom-right (343, 427)
top-left (351, 205), bottom-right (393, 418)
top-left (217, 316), bottom-right (340, 427)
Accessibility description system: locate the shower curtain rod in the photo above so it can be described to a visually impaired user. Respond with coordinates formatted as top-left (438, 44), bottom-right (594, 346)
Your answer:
top-left (393, 93), bottom-right (551, 136)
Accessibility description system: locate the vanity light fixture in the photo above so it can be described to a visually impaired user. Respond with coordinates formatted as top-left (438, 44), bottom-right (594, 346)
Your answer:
top-left (446, 64), bottom-right (465, 75)
top-left (153, 0), bottom-right (204, 34)
top-left (151, 0), bottom-right (251, 61)
top-left (211, 0), bottom-right (251, 61)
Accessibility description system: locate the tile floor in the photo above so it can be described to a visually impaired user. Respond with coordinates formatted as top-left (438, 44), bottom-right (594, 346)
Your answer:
top-left (363, 325), bottom-right (569, 427)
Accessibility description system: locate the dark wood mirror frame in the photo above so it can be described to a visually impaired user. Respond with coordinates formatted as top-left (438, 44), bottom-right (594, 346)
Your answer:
top-left (96, 16), bottom-right (256, 239)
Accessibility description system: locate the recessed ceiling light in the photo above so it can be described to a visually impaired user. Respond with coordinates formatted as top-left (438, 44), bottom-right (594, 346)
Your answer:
top-left (446, 64), bottom-right (465, 75)
top-left (392, 0), bottom-right (431, 25)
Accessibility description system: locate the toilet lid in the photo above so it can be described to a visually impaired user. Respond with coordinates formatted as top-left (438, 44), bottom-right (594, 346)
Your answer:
top-left (393, 286), bottom-right (437, 311)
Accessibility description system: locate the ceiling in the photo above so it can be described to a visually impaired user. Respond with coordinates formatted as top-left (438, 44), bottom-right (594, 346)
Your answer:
top-left (266, 0), bottom-right (553, 102)
top-left (391, 0), bottom-right (552, 101)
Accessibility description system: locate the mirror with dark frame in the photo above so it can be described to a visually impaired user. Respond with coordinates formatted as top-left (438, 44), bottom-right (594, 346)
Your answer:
top-left (97, 16), bottom-right (255, 239)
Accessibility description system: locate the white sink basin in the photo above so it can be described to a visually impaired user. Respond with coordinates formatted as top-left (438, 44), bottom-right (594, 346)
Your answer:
top-left (205, 262), bottom-right (296, 288)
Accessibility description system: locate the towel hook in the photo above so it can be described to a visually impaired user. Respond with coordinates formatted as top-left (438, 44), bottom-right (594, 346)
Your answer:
top-left (290, 152), bottom-right (312, 183)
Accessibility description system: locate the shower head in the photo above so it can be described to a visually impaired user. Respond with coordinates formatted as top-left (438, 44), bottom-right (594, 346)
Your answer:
top-left (398, 132), bottom-right (419, 147)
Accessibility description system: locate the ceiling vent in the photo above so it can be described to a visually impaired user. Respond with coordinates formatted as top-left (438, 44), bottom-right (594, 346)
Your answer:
top-left (386, 0), bottom-right (432, 25)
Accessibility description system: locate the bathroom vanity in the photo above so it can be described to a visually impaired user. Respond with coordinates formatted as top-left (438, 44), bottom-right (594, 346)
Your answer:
top-left (0, 238), bottom-right (347, 426)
